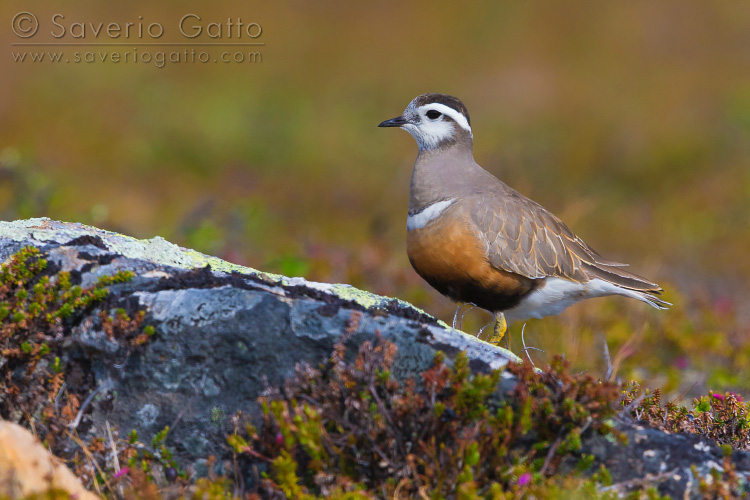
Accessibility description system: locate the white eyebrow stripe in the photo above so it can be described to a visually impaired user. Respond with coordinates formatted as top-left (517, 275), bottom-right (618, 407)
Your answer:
top-left (420, 103), bottom-right (472, 136)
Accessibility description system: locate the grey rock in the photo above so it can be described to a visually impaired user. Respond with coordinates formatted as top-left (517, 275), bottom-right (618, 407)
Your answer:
top-left (0, 219), bottom-right (515, 467)
top-left (0, 218), bottom-right (747, 497)
top-left (580, 422), bottom-right (750, 497)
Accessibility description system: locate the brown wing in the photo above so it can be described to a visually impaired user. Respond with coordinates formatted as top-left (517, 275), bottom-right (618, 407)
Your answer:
top-left (467, 191), bottom-right (662, 291)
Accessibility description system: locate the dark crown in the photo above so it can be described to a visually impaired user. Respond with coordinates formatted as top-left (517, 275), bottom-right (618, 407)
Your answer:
top-left (414, 93), bottom-right (471, 126)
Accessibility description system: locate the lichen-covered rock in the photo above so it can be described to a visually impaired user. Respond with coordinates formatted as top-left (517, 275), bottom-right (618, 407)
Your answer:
top-left (576, 420), bottom-right (750, 497)
top-left (0, 218), bottom-right (515, 477)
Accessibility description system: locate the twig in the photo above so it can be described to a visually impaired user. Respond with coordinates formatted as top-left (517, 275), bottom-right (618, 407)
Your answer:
top-left (232, 446), bottom-right (244, 497)
top-left (106, 420), bottom-right (124, 497)
top-left (334, 408), bottom-right (402, 472)
top-left (621, 392), bottom-right (649, 421)
top-left (169, 403), bottom-right (190, 433)
top-left (610, 325), bottom-right (645, 380)
top-left (393, 478), bottom-right (410, 500)
top-left (539, 428), bottom-right (565, 476)
top-left (600, 334), bottom-right (613, 381)
top-left (520, 324), bottom-right (543, 367)
top-left (452, 304), bottom-right (461, 330)
top-left (477, 321), bottom-right (493, 341)
top-left (54, 382), bottom-right (66, 415)
top-left (452, 303), bottom-right (475, 330)
top-left (240, 447), bottom-right (273, 462)
top-left (106, 421), bottom-right (120, 473)
top-left (670, 379), bottom-right (701, 406)
top-left (369, 440), bottom-right (399, 470)
top-left (579, 416), bottom-right (592, 436)
top-left (65, 430), bottom-right (111, 496)
top-left (70, 378), bottom-right (113, 430)
top-left (459, 303), bottom-right (475, 330)
top-left (369, 383), bottom-right (400, 447)
top-left (113, 349), bottom-right (131, 369)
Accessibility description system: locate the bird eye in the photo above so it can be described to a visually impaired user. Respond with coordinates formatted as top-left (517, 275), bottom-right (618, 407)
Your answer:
top-left (426, 110), bottom-right (442, 120)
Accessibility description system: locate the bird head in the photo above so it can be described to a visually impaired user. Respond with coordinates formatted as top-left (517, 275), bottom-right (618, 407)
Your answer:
top-left (379, 93), bottom-right (473, 151)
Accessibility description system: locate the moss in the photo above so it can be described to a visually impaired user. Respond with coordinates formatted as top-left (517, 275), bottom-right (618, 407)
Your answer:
top-left (326, 284), bottom-right (392, 310)
top-left (183, 248), bottom-right (277, 279)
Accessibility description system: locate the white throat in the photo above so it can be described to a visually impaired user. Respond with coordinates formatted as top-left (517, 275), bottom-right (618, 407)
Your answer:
top-left (403, 122), bottom-right (456, 151)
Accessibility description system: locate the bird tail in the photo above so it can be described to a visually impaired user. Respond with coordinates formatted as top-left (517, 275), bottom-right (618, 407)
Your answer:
top-left (581, 262), bottom-right (671, 310)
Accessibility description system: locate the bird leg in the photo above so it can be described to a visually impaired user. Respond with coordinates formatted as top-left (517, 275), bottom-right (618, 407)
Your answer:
top-left (487, 312), bottom-right (509, 349)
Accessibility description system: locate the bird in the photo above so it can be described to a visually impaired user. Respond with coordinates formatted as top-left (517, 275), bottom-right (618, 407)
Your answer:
top-left (378, 93), bottom-right (669, 349)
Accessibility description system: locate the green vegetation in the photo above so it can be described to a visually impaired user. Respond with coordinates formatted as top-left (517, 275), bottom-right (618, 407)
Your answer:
top-left (222, 336), bottom-right (747, 499)
top-left (231, 335), bottom-right (624, 498)
top-left (43, 334), bottom-right (738, 500)
top-left (0, 247), bottom-right (150, 456)
top-left (624, 386), bottom-right (750, 449)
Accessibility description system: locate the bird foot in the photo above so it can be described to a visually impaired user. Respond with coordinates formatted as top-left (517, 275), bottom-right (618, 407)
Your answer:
top-left (486, 313), bottom-right (509, 350)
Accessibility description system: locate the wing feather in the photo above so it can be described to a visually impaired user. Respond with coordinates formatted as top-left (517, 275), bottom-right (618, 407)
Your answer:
top-left (467, 191), bottom-right (646, 286)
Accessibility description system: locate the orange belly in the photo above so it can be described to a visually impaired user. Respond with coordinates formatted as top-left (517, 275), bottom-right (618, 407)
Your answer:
top-left (406, 218), bottom-right (536, 312)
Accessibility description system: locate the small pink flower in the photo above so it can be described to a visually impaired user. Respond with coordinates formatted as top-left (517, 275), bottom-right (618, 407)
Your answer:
top-left (275, 432), bottom-right (284, 445)
top-left (712, 393), bottom-right (725, 401)
top-left (113, 467), bottom-right (130, 479)
top-left (729, 392), bottom-right (744, 403)
top-left (518, 472), bottom-right (531, 486)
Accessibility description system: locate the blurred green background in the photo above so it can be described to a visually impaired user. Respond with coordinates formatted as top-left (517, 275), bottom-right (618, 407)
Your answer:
top-left (2, 1), bottom-right (750, 398)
